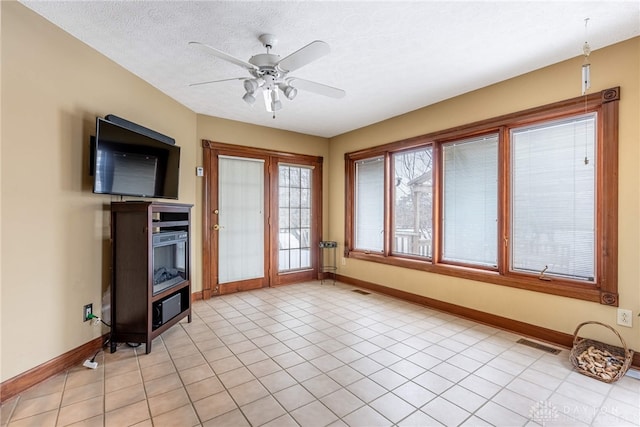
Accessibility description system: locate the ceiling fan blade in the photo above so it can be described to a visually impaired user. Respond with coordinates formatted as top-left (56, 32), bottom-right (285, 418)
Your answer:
top-left (277, 40), bottom-right (330, 73)
top-left (189, 77), bottom-right (246, 87)
top-left (189, 41), bottom-right (257, 71)
top-left (287, 77), bottom-right (346, 99)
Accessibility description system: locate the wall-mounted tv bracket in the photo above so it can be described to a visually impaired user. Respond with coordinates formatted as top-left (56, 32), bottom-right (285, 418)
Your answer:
top-left (105, 114), bottom-right (175, 145)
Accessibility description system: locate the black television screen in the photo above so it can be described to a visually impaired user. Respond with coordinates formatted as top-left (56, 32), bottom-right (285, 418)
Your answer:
top-left (92, 117), bottom-right (180, 199)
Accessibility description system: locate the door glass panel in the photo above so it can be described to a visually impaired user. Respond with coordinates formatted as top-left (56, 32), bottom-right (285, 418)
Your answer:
top-left (278, 164), bottom-right (313, 272)
top-left (218, 156), bottom-right (264, 283)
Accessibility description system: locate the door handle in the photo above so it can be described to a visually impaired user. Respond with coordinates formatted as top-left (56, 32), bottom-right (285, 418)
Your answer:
top-left (213, 224), bottom-right (220, 231)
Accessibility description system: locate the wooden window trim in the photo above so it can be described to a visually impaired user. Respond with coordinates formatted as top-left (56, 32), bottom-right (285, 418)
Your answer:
top-left (345, 87), bottom-right (620, 305)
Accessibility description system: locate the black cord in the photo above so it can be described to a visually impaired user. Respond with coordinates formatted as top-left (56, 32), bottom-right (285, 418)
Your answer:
top-left (90, 336), bottom-right (112, 363)
top-left (99, 318), bottom-right (111, 328)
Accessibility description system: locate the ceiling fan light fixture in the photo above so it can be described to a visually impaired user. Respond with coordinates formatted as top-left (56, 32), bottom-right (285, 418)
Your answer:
top-left (242, 92), bottom-right (256, 105)
top-left (263, 88), bottom-right (282, 112)
top-left (279, 84), bottom-right (298, 100)
top-left (243, 78), bottom-right (264, 93)
top-left (190, 35), bottom-right (344, 117)
top-left (271, 89), bottom-right (282, 111)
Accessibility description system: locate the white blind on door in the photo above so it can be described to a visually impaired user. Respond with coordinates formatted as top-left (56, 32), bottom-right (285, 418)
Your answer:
top-left (218, 156), bottom-right (264, 284)
top-left (355, 156), bottom-right (384, 252)
top-left (442, 135), bottom-right (498, 266)
top-left (511, 114), bottom-right (596, 281)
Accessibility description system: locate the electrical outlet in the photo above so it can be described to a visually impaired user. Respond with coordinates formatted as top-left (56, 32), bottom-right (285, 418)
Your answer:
top-left (83, 303), bottom-right (93, 322)
top-left (341, 257), bottom-right (346, 266)
top-left (616, 308), bottom-right (632, 328)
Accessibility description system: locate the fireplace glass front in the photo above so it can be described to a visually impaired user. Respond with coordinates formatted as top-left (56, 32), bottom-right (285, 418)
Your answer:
top-left (153, 231), bottom-right (187, 295)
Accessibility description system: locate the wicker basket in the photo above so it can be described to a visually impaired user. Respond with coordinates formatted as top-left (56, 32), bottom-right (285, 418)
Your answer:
top-left (569, 321), bottom-right (633, 383)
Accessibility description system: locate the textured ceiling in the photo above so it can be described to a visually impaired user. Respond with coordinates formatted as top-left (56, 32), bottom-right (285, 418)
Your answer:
top-left (20, 1), bottom-right (640, 138)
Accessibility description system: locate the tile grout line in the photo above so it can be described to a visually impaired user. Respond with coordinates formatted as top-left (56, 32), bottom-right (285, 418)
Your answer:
top-left (2, 393), bottom-right (21, 426)
top-left (210, 288), bottom-right (369, 426)
top-left (132, 342), bottom-right (155, 427)
top-left (53, 369), bottom-right (69, 426)
top-left (169, 314), bottom-right (224, 426)
top-left (6, 282), bottom-right (638, 427)
top-left (101, 351), bottom-right (106, 427)
top-left (198, 303), bottom-right (260, 425)
top-left (184, 307), bottom-right (259, 425)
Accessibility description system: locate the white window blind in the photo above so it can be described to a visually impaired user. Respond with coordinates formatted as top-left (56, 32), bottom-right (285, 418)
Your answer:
top-left (218, 156), bottom-right (264, 284)
top-left (511, 114), bottom-right (596, 281)
top-left (355, 156), bottom-right (384, 252)
top-left (442, 135), bottom-right (498, 266)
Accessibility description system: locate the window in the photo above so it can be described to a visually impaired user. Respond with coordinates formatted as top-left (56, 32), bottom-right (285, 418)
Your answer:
top-left (345, 87), bottom-right (619, 305)
top-left (442, 135), bottom-right (498, 267)
top-left (393, 147), bottom-right (433, 258)
top-left (354, 156), bottom-right (384, 252)
top-left (278, 164), bottom-right (313, 272)
top-left (511, 114), bottom-right (596, 281)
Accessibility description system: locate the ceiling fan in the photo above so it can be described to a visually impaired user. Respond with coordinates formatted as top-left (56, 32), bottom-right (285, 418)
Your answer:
top-left (189, 34), bottom-right (345, 117)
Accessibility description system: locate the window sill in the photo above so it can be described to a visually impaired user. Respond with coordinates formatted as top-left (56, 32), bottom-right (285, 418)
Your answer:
top-left (347, 251), bottom-right (611, 305)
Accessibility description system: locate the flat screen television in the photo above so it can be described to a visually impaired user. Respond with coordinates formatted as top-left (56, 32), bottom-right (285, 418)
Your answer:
top-left (92, 117), bottom-right (180, 199)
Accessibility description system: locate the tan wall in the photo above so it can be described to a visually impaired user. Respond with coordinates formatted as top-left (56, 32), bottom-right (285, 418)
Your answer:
top-left (0, 2), bottom-right (330, 382)
top-left (328, 37), bottom-right (640, 350)
top-left (0, 2), bottom-right (200, 381)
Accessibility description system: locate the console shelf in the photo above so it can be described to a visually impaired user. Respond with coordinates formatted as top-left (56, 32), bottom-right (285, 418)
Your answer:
top-left (110, 201), bottom-right (193, 353)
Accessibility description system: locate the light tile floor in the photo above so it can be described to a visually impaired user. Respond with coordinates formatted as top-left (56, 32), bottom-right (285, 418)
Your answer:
top-left (2, 281), bottom-right (639, 426)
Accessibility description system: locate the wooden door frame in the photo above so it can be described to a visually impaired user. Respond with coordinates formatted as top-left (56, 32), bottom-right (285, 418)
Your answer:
top-left (202, 140), bottom-right (324, 297)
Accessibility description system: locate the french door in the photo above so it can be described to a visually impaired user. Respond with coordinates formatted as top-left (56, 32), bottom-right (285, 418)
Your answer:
top-left (218, 156), bottom-right (267, 287)
top-left (202, 141), bottom-right (323, 296)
